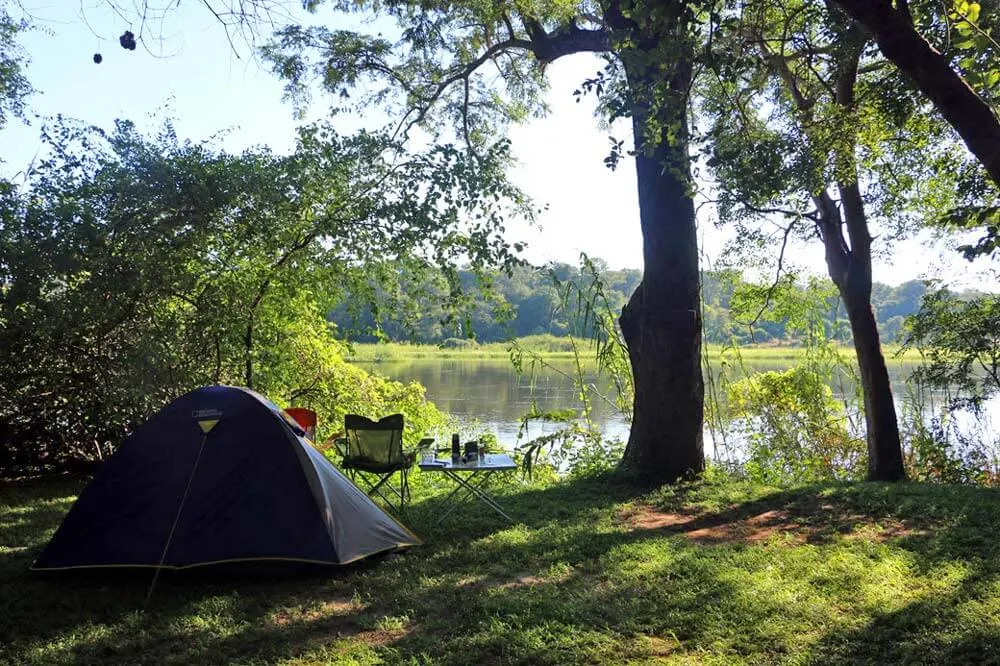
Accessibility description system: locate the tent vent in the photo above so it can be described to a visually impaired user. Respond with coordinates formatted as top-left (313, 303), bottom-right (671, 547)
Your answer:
top-left (192, 409), bottom-right (223, 433)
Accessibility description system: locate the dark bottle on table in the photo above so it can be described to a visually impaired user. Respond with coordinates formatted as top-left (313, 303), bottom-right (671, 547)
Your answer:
top-left (451, 433), bottom-right (461, 462)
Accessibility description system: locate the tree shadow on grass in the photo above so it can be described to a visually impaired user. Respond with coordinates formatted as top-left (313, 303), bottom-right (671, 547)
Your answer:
top-left (624, 481), bottom-right (1000, 558)
top-left (6, 475), bottom-right (1000, 664)
top-left (806, 564), bottom-right (1000, 664)
top-left (403, 470), bottom-right (641, 537)
top-left (0, 473), bottom-right (640, 664)
top-left (0, 477), bottom-right (86, 584)
top-left (33, 475), bottom-right (803, 664)
top-left (807, 484), bottom-right (1000, 663)
top-left (621, 481), bottom-right (1000, 664)
top-left (0, 553), bottom-right (409, 664)
top-left (16, 514), bottom-right (746, 664)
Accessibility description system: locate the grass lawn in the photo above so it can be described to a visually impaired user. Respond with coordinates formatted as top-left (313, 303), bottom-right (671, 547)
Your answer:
top-left (3, 474), bottom-right (999, 664)
top-left (344, 337), bottom-right (924, 363)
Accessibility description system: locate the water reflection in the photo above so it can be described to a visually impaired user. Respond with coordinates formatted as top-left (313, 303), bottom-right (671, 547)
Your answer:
top-left (354, 358), bottom-right (622, 444)
top-left (354, 357), bottom-right (944, 449)
top-left (354, 357), bottom-right (1000, 477)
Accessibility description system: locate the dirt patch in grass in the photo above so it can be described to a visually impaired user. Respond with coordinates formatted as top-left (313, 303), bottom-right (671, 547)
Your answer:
top-left (269, 610), bottom-right (412, 656)
top-left (642, 635), bottom-right (680, 657)
top-left (619, 502), bottom-right (920, 545)
top-left (627, 508), bottom-right (698, 530)
top-left (356, 626), bottom-right (412, 647)
top-left (684, 508), bottom-right (808, 545)
top-left (496, 573), bottom-right (548, 589)
top-left (455, 571), bottom-right (571, 592)
top-left (271, 597), bottom-right (357, 627)
top-left (455, 575), bottom-right (482, 588)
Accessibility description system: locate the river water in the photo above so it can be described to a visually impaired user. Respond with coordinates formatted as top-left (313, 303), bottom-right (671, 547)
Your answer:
top-left (351, 357), bottom-right (977, 454)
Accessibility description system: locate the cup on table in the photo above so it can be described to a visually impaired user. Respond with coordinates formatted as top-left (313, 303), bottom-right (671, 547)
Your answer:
top-left (464, 440), bottom-right (479, 461)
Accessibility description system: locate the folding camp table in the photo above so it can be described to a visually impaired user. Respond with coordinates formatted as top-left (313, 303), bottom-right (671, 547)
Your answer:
top-left (418, 453), bottom-right (517, 523)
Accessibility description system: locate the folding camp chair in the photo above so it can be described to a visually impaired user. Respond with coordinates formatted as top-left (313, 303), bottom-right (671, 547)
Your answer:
top-left (335, 414), bottom-right (432, 513)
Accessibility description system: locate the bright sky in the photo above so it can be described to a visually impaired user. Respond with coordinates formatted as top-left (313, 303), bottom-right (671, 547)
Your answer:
top-left (1, 1), bottom-right (992, 288)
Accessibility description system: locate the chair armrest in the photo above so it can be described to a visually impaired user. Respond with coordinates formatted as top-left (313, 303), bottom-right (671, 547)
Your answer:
top-left (332, 437), bottom-right (348, 458)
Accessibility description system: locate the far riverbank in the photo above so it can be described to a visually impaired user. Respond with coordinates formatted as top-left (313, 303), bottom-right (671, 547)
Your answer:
top-left (343, 334), bottom-right (925, 363)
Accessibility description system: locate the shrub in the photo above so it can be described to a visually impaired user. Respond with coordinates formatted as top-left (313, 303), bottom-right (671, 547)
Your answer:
top-left (724, 366), bottom-right (865, 483)
top-left (437, 337), bottom-right (478, 349)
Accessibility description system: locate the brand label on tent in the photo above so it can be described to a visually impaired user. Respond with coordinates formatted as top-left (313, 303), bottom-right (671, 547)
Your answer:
top-left (192, 409), bottom-right (223, 433)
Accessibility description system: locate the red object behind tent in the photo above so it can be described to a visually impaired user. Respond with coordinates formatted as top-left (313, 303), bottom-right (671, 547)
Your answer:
top-left (285, 407), bottom-right (317, 440)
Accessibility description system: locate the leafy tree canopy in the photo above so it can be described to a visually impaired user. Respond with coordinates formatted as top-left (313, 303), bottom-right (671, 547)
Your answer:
top-left (907, 287), bottom-right (1000, 411)
top-left (0, 2), bottom-right (32, 131)
top-left (0, 115), bottom-right (527, 471)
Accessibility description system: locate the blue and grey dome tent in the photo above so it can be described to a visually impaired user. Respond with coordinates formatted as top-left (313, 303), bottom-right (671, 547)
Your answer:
top-left (32, 385), bottom-right (420, 572)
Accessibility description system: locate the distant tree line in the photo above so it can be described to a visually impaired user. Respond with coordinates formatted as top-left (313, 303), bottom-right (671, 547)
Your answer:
top-left (329, 260), bottom-right (970, 346)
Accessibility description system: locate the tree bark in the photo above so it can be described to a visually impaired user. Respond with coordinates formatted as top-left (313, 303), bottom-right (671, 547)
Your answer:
top-left (799, 27), bottom-right (906, 482)
top-left (831, 0), bottom-right (1000, 187)
top-left (814, 188), bottom-right (906, 482)
top-left (843, 284), bottom-right (905, 481)
top-left (616, 36), bottom-right (705, 483)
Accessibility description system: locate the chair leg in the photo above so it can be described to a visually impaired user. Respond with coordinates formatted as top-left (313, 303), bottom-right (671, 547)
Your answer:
top-left (347, 468), bottom-right (410, 514)
top-left (363, 472), bottom-right (407, 513)
top-left (400, 469), bottom-right (407, 514)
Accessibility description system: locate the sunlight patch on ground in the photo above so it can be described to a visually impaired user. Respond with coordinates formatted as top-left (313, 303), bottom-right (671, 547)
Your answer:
top-left (617, 502), bottom-right (925, 546)
top-left (270, 597), bottom-right (358, 627)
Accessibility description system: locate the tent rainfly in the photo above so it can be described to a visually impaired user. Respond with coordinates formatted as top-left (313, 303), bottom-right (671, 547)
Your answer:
top-left (32, 385), bottom-right (420, 572)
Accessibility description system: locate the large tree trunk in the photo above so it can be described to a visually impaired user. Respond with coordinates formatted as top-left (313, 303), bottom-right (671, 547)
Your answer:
top-left (814, 188), bottom-right (906, 482)
top-left (819, 32), bottom-right (905, 482)
top-left (832, 0), bottom-right (1000, 187)
top-left (842, 285), bottom-right (905, 481)
top-left (616, 40), bottom-right (705, 483)
top-left (751, 4), bottom-right (905, 482)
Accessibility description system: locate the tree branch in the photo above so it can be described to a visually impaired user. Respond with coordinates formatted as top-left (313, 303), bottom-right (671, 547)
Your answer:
top-left (500, 11), bottom-right (516, 41)
top-left (391, 19), bottom-right (610, 142)
top-left (748, 29), bottom-right (814, 111)
top-left (742, 202), bottom-right (820, 221)
top-left (832, 39), bottom-right (872, 292)
top-left (747, 218), bottom-right (799, 329)
top-left (832, 0), bottom-right (1000, 187)
top-left (529, 23), bottom-right (611, 64)
top-left (812, 190), bottom-right (851, 286)
top-left (391, 38), bottom-right (533, 141)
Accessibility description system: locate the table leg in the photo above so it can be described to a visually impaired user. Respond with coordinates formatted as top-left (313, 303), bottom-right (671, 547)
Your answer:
top-left (456, 472), bottom-right (511, 520)
top-left (435, 470), bottom-right (512, 524)
top-left (435, 470), bottom-right (482, 524)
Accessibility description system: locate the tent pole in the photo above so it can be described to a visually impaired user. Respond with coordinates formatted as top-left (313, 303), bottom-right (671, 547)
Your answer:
top-left (144, 432), bottom-right (210, 607)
